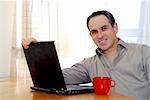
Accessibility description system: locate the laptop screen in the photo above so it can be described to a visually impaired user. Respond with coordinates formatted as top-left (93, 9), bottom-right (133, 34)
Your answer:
top-left (23, 41), bottom-right (66, 90)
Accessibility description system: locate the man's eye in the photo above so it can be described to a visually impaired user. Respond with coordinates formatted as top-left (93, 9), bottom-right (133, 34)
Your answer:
top-left (101, 26), bottom-right (109, 31)
top-left (91, 30), bottom-right (98, 35)
top-left (101, 27), bottom-right (107, 31)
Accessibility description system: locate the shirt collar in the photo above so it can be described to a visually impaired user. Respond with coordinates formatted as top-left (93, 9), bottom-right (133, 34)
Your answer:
top-left (96, 38), bottom-right (128, 55)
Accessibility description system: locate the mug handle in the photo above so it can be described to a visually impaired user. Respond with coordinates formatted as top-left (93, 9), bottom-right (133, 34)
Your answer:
top-left (111, 80), bottom-right (115, 87)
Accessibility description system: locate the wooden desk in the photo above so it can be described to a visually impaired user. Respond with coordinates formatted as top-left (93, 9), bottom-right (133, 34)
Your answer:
top-left (0, 77), bottom-right (134, 100)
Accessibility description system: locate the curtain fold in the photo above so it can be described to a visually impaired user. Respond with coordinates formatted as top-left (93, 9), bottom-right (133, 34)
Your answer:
top-left (14, 0), bottom-right (54, 77)
top-left (10, 6), bottom-right (17, 77)
top-left (11, 0), bottom-right (33, 77)
top-left (10, 1), bottom-right (17, 77)
top-left (22, 0), bottom-right (32, 39)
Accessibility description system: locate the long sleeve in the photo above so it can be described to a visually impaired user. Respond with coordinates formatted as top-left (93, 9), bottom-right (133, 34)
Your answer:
top-left (62, 60), bottom-right (91, 85)
top-left (142, 45), bottom-right (150, 98)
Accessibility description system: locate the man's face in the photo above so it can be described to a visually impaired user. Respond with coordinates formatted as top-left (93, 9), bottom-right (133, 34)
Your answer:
top-left (88, 15), bottom-right (118, 51)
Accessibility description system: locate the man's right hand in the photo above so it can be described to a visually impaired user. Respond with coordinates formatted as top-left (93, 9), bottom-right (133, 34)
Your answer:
top-left (22, 37), bottom-right (37, 49)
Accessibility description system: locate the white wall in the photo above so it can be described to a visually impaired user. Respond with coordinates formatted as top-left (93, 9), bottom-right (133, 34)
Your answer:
top-left (0, 1), bottom-right (15, 77)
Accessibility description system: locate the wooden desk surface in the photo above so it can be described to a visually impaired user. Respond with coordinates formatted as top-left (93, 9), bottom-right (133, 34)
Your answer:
top-left (0, 77), bottom-right (134, 100)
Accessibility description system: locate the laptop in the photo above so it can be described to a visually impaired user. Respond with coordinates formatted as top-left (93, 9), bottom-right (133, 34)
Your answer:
top-left (22, 41), bottom-right (94, 94)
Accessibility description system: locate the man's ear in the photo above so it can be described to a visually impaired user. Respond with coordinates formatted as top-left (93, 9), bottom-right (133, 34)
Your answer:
top-left (114, 23), bottom-right (118, 33)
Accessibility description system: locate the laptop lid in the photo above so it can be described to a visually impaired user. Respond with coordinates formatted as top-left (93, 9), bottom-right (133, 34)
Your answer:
top-left (23, 41), bottom-right (67, 90)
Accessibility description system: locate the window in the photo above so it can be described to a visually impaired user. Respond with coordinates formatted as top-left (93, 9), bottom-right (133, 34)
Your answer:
top-left (15, 0), bottom-right (145, 77)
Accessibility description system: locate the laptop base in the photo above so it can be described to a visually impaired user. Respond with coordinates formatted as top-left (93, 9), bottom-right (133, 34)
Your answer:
top-left (31, 86), bottom-right (94, 95)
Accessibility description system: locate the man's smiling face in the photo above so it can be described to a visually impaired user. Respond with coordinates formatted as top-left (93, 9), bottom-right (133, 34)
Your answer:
top-left (88, 15), bottom-right (118, 51)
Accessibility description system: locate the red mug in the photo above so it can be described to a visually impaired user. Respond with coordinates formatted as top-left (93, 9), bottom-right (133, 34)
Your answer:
top-left (93, 76), bottom-right (115, 95)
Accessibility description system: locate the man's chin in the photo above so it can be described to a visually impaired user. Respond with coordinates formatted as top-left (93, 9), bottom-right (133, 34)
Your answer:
top-left (98, 45), bottom-right (109, 51)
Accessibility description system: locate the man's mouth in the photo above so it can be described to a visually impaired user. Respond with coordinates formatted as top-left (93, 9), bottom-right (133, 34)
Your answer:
top-left (99, 38), bottom-right (107, 46)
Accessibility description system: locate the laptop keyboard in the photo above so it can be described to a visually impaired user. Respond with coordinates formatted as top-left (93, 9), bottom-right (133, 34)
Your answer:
top-left (66, 85), bottom-right (93, 90)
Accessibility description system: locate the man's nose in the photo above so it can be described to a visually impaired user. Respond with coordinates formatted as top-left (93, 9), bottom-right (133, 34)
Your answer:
top-left (97, 29), bottom-right (104, 38)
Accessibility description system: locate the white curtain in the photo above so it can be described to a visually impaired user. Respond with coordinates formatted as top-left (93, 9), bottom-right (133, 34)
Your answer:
top-left (137, 0), bottom-right (150, 45)
top-left (8, 0), bottom-right (150, 77)
top-left (0, 1), bottom-right (16, 77)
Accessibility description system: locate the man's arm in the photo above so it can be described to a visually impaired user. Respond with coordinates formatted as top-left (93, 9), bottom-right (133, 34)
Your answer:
top-left (62, 60), bottom-right (91, 85)
top-left (142, 45), bottom-right (150, 97)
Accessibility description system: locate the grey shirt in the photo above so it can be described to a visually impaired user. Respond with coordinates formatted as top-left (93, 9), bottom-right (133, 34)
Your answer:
top-left (62, 39), bottom-right (150, 100)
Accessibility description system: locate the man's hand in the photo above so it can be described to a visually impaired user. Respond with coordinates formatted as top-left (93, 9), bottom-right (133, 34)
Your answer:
top-left (22, 37), bottom-right (37, 49)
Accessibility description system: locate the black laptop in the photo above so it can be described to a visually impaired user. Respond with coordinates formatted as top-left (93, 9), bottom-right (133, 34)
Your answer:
top-left (22, 41), bottom-right (94, 94)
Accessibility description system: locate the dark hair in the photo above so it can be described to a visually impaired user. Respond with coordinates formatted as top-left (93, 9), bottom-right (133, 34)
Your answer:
top-left (87, 10), bottom-right (116, 30)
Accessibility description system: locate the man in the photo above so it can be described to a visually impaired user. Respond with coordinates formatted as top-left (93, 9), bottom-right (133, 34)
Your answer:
top-left (22, 10), bottom-right (150, 100)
